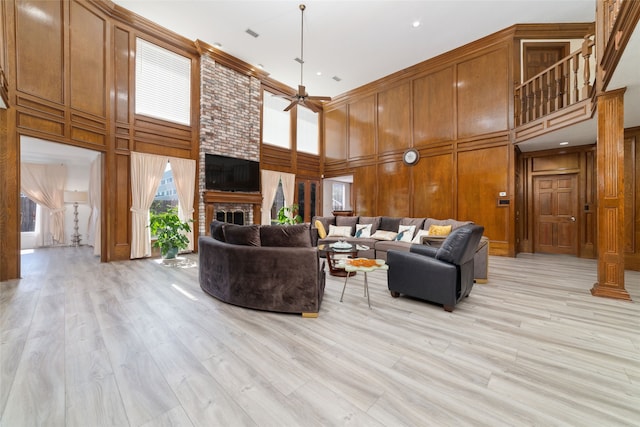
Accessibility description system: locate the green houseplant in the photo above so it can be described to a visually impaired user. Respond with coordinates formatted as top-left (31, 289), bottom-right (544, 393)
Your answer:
top-left (276, 204), bottom-right (302, 225)
top-left (149, 208), bottom-right (192, 259)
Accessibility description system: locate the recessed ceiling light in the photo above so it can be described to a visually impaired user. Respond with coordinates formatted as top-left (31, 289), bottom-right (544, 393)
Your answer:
top-left (560, 141), bottom-right (569, 146)
top-left (412, 20), bottom-right (421, 28)
top-left (257, 64), bottom-right (264, 69)
top-left (213, 42), bottom-right (222, 48)
top-left (316, 71), bottom-right (322, 76)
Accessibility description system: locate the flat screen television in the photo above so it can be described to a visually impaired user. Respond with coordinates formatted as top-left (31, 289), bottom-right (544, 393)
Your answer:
top-left (205, 154), bottom-right (260, 192)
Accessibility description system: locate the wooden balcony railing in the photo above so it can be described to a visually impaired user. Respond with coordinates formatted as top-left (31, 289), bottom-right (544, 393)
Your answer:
top-left (515, 35), bottom-right (595, 127)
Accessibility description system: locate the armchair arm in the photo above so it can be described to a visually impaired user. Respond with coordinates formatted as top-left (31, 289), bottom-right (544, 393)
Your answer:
top-left (409, 244), bottom-right (438, 258)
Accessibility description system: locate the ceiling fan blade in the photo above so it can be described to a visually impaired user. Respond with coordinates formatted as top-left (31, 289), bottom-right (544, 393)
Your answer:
top-left (284, 99), bottom-right (298, 112)
top-left (302, 99), bottom-right (322, 113)
top-left (307, 95), bottom-right (332, 102)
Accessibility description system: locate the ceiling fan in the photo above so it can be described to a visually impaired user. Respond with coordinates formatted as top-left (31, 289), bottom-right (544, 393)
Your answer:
top-left (281, 4), bottom-right (331, 113)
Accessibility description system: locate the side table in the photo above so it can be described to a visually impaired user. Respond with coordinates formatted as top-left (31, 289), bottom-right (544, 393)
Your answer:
top-left (340, 258), bottom-right (388, 309)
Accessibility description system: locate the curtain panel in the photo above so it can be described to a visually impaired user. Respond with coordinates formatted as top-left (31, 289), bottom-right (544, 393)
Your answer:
top-left (261, 169), bottom-right (283, 225)
top-left (20, 163), bottom-right (67, 245)
top-left (130, 152), bottom-right (167, 259)
top-left (168, 156), bottom-right (196, 251)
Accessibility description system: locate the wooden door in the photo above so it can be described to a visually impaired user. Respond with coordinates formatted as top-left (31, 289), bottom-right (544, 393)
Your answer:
top-left (534, 174), bottom-right (578, 255)
top-left (523, 43), bottom-right (570, 80)
top-left (295, 178), bottom-right (320, 223)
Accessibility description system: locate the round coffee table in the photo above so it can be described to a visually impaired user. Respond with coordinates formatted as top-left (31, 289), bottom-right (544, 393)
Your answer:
top-left (317, 243), bottom-right (370, 277)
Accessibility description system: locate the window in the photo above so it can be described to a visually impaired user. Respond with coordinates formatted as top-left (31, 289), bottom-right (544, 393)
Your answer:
top-left (262, 90), bottom-right (291, 148)
top-left (332, 182), bottom-right (346, 211)
top-left (151, 163), bottom-right (179, 215)
top-left (270, 180), bottom-right (285, 224)
top-left (20, 193), bottom-right (36, 232)
top-left (297, 106), bottom-right (318, 154)
top-left (135, 38), bottom-right (191, 126)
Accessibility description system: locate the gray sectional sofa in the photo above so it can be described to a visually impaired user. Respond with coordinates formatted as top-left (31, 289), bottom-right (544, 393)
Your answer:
top-left (313, 215), bottom-right (489, 283)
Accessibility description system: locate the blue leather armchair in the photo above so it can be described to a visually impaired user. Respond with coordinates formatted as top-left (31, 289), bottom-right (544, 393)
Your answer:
top-left (386, 224), bottom-right (484, 312)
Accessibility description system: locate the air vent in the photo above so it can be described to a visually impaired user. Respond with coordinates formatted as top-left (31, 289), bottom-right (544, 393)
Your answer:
top-left (245, 28), bottom-right (259, 38)
top-left (332, 76), bottom-right (342, 82)
top-left (294, 57), bottom-right (304, 64)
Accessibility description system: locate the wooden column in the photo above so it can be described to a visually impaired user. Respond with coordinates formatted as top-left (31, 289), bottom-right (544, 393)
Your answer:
top-left (591, 88), bottom-right (631, 300)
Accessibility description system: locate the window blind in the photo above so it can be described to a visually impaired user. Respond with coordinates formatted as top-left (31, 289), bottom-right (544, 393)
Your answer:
top-left (135, 38), bottom-right (191, 126)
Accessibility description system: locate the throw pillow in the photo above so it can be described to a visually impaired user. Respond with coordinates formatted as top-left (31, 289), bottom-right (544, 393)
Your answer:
top-left (223, 224), bottom-right (261, 246)
top-left (411, 229), bottom-right (431, 244)
top-left (209, 220), bottom-right (226, 241)
top-left (428, 224), bottom-right (452, 236)
top-left (355, 223), bottom-right (372, 238)
top-left (260, 223), bottom-right (311, 247)
top-left (327, 225), bottom-right (352, 238)
top-left (336, 216), bottom-right (359, 236)
top-left (394, 225), bottom-right (416, 242)
top-left (314, 219), bottom-right (327, 238)
top-left (370, 230), bottom-right (398, 241)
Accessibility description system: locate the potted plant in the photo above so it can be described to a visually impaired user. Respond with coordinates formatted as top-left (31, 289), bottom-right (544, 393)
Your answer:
top-left (276, 204), bottom-right (302, 225)
top-left (149, 208), bottom-right (192, 259)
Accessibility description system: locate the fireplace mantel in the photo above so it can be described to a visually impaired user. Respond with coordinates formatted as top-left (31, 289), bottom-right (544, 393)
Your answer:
top-left (203, 190), bottom-right (262, 230)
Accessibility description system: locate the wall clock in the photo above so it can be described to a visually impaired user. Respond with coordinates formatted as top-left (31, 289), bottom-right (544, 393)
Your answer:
top-left (403, 148), bottom-right (419, 166)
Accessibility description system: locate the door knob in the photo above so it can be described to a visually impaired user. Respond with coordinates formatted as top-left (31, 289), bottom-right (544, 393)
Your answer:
top-left (570, 216), bottom-right (576, 222)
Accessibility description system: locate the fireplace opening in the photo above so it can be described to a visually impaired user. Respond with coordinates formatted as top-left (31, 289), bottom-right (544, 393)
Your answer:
top-left (216, 210), bottom-right (246, 225)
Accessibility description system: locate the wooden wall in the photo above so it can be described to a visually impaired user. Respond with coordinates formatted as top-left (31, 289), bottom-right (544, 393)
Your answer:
top-left (0, 0), bottom-right (200, 279)
top-left (324, 31), bottom-right (516, 255)
top-left (625, 127), bottom-right (640, 270)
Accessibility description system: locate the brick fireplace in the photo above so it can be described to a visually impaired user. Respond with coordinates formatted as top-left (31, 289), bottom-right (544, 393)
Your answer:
top-left (199, 55), bottom-right (262, 233)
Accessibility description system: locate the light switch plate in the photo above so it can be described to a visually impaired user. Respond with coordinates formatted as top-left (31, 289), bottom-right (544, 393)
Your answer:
top-left (499, 191), bottom-right (507, 197)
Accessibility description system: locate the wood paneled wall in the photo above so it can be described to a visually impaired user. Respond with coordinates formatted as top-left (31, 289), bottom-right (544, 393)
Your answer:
top-left (0, 0), bottom-right (200, 279)
top-left (624, 127), bottom-right (640, 270)
top-left (323, 30), bottom-right (516, 255)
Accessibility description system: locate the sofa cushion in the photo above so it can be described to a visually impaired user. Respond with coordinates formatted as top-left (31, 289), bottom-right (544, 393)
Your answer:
top-left (358, 216), bottom-right (381, 233)
top-left (423, 218), bottom-right (472, 231)
top-left (327, 225), bottom-right (352, 238)
top-left (400, 217), bottom-right (425, 230)
top-left (379, 216), bottom-right (401, 232)
top-left (314, 219), bottom-right (327, 238)
top-left (411, 229), bottom-right (430, 244)
top-left (313, 216), bottom-right (336, 235)
top-left (355, 223), bottom-right (372, 238)
top-left (336, 216), bottom-right (359, 236)
top-left (428, 224), bottom-right (452, 236)
top-left (223, 224), bottom-right (261, 246)
top-left (395, 225), bottom-right (416, 242)
top-left (210, 220), bottom-right (226, 241)
top-left (260, 223), bottom-right (312, 247)
top-left (371, 230), bottom-right (398, 241)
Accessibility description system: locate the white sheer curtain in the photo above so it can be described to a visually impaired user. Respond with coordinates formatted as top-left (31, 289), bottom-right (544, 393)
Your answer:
top-left (87, 156), bottom-right (101, 256)
top-left (130, 152), bottom-right (167, 259)
top-left (21, 163), bottom-right (67, 245)
top-left (280, 172), bottom-right (296, 208)
top-left (261, 169), bottom-right (282, 225)
top-left (169, 156), bottom-right (196, 251)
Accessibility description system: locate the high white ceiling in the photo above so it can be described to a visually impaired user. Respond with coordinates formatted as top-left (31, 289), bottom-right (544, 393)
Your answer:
top-left (113, 0), bottom-right (596, 98)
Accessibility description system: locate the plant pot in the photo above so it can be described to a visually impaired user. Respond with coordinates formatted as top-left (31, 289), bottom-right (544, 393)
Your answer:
top-left (162, 246), bottom-right (179, 259)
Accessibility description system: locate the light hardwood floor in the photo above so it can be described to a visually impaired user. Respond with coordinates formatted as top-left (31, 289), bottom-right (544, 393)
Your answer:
top-left (1, 247), bottom-right (639, 426)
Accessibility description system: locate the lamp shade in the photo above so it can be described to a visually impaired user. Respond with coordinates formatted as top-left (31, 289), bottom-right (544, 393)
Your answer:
top-left (64, 190), bottom-right (88, 204)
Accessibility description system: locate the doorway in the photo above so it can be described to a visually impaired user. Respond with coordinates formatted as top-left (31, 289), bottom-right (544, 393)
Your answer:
top-left (522, 42), bottom-right (570, 81)
top-left (533, 174), bottom-right (578, 255)
top-left (20, 136), bottom-right (103, 267)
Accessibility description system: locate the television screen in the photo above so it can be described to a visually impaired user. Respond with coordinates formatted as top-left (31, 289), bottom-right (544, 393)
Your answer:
top-left (205, 154), bottom-right (260, 192)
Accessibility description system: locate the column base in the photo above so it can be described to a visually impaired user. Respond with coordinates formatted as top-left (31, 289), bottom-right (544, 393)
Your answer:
top-left (590, 283), bottom-right (632, 301)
